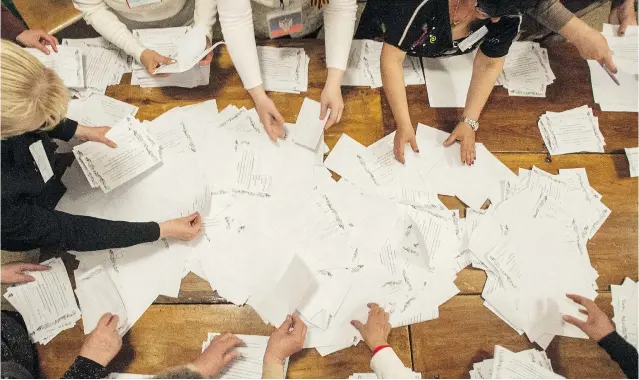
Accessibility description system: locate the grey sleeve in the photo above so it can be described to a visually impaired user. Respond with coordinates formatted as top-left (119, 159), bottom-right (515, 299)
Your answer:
top-left (526, 0), bottom-right (575, 33)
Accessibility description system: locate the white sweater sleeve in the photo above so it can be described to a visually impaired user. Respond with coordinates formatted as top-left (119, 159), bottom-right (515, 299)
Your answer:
top-left (194, 0), bottom-right (216, 39)
top-left (72, 0), bottom-right (146, 61)
top-left (217, 0), bottom-right (263, 89)
top-left (322, 0), bottom-right (357, 70)
top-left (370, 348), bottom-right (415, 379)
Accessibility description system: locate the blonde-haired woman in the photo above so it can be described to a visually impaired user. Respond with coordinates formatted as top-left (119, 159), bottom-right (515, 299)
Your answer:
top-left (1, 40), bottom-right (202, 252)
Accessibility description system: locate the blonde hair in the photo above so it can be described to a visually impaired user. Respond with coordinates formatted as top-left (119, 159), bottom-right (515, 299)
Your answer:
top-left (1, 40), bottom-right (69, 139)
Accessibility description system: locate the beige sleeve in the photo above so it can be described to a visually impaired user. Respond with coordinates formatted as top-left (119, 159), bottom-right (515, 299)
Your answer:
top-left (526, 0), bottom-right (575, 33)
top-left (261, 361), bottom-right (285, 379)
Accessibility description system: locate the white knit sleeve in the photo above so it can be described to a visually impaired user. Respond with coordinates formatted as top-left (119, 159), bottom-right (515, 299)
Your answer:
top-left (217, 0), bottom-right (263, 89)
top-left (322, 0), bottom-right (357, 71)
top-left (194, 0), bottom-right (217, 39)
top-left (72, 0), bottom-right (146, 61)
top-left (370, 347), bottom-right (415, 379)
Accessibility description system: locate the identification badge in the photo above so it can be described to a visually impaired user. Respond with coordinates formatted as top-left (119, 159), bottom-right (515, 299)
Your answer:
top-left (126, 0), bottom-right (162, 8)
top-left (458, 25), bottom-right (489, 52)
top-left (29, 140), bottom-right (54, 183)
top-left (266, 6), bottom-right (303, 39)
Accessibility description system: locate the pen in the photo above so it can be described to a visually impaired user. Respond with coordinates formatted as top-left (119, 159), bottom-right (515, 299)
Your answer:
top-left (600, 63), bottom-right (620, 86)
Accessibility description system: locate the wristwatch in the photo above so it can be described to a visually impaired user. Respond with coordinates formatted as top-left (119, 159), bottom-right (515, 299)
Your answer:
top-left (461, 116), bottom-right (479, 132)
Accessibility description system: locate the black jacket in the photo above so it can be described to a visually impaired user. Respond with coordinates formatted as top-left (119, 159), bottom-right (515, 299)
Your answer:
top-left (1, 119), bottom-right (160, 252)
top-left (599, 331), bottom-right (638, 379)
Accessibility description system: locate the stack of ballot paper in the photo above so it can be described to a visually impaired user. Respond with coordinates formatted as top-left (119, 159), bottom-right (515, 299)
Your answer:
top-left (25, 46), bottom-right (84, 88)
top-left (469, 167), bottom-right (610, 349)
top-left (625, 147), bottom-right (638, 177)
top-left (202, 333), bottom-right (289, 378)
top-left (62, 37), bottom-right (132, 98)
top-left (3, 258), bottom-right (81, 345)
top-left (72, 115), bottom-right (162, 192)
top-left (470, 345), bottom-right (563, 379)
top-left (538, 106), bottom-right (605, 154)
top-left (67, 94), bottom-right (139, 127)
top-left (588, 24), bottom-right (639, 112)
top-left (131, 27), bottom-right (211, 88)
top-left (349, 372), bottom-right (422, 379)
top-left (498, 41), bottom-right (555, 97)
top-left (258, 46), bottom-right (309, 93)
top-left (611, 278), bottom-right (637, 348)
top-left (343, 40), bottom-right (425, 88)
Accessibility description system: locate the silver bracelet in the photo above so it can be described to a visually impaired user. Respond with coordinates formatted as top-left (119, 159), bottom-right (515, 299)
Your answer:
top-left (461, 116), bottom-right (479, 131)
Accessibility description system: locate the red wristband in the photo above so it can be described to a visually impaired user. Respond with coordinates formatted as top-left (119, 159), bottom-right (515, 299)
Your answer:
top-left (372, 344), bottom-right (390, 356)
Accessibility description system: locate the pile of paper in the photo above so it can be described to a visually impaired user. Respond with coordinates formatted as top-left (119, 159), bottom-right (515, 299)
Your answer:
top-left (498, 41), bottom-right (555, 97)
top-left (611, 278), bottom-right (637, 348)
top-left (75, 265), bottom-right (128, 336)
top-left (202, 333), bottom-right (289, 378)
top-left (3, 258), bottom-right (81, 344)
top-left (469, 167), bottom-right (610, 349)
top-left (257, 46), bottom-right (309, 93)
top-left (67, 93), bottom-right (139, 127)
top-left (349, 372), bottom-right (421, 379)
top-left (25, 46), bottom-right (84, 88)
top-left (538, 106), bottom-right (605, 154)
top-left (588, 24), bottom-right (638, 112)
top-left (470, 345), bottom-right (563, 379)
top-left (625, 147), bottom-right (638, 177)
top-left (62, 37), bottom-right (132, 98)
top-left (343, 40), bottom-right (425, 88)
top-left (72, 115), bottom-right (162, 193)
top-left (132, 27), bottom-right (211, 88)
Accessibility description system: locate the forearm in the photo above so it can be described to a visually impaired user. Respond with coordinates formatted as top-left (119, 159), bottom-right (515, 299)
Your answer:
top-left (598, 331), bottom-right (639, 379)
top-left (527, 0), bottom-right (574, 33)
top-left (1, 6), bottom-right (27, 42)
top-left (194, 0), bottom-right (217, 39)
top-left (381, 44), bottom-right (411, 131)
top-left (62, 356), bottom-right (108, 379)
top-left (558, 16), bottom-right (592, 44)
top-left (323, 0), bottom-right (357, 70)
top-left (261, 359), bottom-right (285, 379)
top-left (326, 67), bottom-right (345, 89)
top-left (464, 52), bottom-right (504, 120)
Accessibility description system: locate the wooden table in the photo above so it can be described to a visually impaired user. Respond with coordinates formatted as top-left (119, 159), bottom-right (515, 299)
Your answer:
top-left (37, 39), bottom-right (637, 378)
top-left (13, 0), bottom-right (81, 34)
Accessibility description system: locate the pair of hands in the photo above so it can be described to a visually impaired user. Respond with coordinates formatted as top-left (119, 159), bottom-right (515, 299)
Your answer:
top-left (250, 81), bottom-right (343, 143)
top-left (395, 122), bottom-right (476, 166)
top-left (139, 38), bottom-right (213, 76)
top-left (192, 314), bottom-right (307, 377)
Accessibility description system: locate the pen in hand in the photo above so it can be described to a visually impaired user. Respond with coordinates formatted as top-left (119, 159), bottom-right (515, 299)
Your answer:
top-left (600, 63), bottom-right (620, 86)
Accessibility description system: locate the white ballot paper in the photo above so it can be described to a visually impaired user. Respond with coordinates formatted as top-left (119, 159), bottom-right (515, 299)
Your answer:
top-left (67, 94), bottom-right (139, 127)
top-left (423, 51), bottom-right (475, 107)
top-left (75, 265), bottom-right (129, 335)
top-left (257, 46), bottom-right (309, 93)
top-left (625, 147), bottom-right (639, 177)
top-left (538, 106), bottom-right (605, 155)
top-left (290, 98), bottom-right (330, 150)
top-left (154, 26), bottom-right (222, 74)
top-left (611, 278), bottom-right (638, 348)
top-left (25, 46), bottom-right (84, 88)
top-left (349, 372), bottom-right (422, 379)
top-left (470, 346), bottom-right (558, 379)
top-left (202, 333), bottom-right (289, 378)
top-left (3, 258), bottom-right (81, 345)
top-left (491, 345), bottom-right (564, 379)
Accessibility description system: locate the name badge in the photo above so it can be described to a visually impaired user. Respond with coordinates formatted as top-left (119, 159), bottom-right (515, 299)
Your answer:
top-left (458, 25), bottom-right (488, 52)
top-left (266, 6), bottom-right (303, 39)
top-left (29, 140), bottom-right (54, 183)
top-left (126, 0), bottom-right (162, 8)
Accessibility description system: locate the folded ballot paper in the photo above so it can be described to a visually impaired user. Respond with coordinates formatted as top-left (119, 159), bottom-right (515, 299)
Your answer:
top-left (625, 147), bottom-right (638, 177)
top-left (538, 106), bottom-right (605, 155)
top-left (470, 345), bottom-right (563, 379)
top-left (153, 26), bottom-right (223, 75)
top-left (3, 258), bottom-right (81, 345)
top-left (72, 115), bottom-right (162, 193)
top-left (611, 278), bottom-right (638, 348)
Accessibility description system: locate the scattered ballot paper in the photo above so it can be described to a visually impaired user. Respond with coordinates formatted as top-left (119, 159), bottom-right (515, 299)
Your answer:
top-left (289, 98), bottom-right (330, 150)
top-left (625, 147), bottom-right (638, 177)
top-left (538, 106), bottom-right (605, 155)
top-left (72, 115), bottom-right (162, 192)
top-left (258, 46), bottom-right (309, 93)
top-left (25, 46), bottom-right (84, 88)
top-left (349, 372), bottom-right (422, 379)
top-left (153, 26), bottom-right (222, 74)
top-left (499, 41), bottom-right (555, 97)
top-left (3, 258), bottom-right (81, 345)
top-left (470, 345), bottom-right (564, 379)
top-left (67, 94), bottom-right (138, 127)
top-left (202, 333), bottom-right (289, 378)
top-left (611, 278), bottom-right (638, 348)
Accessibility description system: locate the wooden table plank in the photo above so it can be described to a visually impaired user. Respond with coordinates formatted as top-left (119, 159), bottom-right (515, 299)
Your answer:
top-left (411, 293), bottom-right (626, 379)
top-left (37, 304), bottom-right (410, 379)
top-left (13, 0), bottom-right (81, 34)
top-left (381, 40), bottom-right (638, 153)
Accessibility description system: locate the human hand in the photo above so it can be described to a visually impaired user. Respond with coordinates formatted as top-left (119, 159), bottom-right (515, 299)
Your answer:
top-left (443, 122), bottom-right (476, 165)
top-left (250, 87), bottom-right (286, 142)
top-left (1, 262), bottom-right (50, 284)
top-left (16, 29), bottom-right (58, 54)
top-left (350, 303), bottom-right (391, 351)
top-left (200, 38), bottom-right (213, 65)
top-left (75, 125), bottom-right (117, 148)
top-left (562, 293), bottom-right (615, 342)
top-left (159, 212), bottom-right (202, 241)
top-left (140, 49), bottom-right (175, 76)
top-left (609, 0), bottom-right (638, 36)
top-left (193, 333), bottom-right (243, 377)
top-left (320, 70), bottom-right (344, 129)
top-left (79, 313), bottom-right (122, 367)
top-left (572, 27), bottom-right (617, 73)
top-left (394, 126), bottom-right (419, 164)
top-left (264, 314), bottom-right (307, 365)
